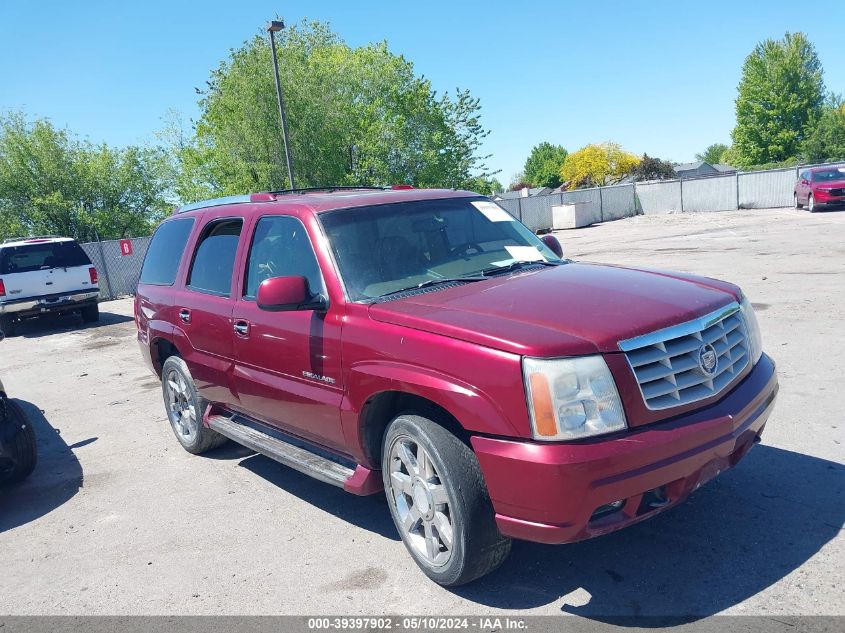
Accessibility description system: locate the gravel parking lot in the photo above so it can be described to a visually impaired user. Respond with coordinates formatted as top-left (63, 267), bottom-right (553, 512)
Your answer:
top-left (1, 207), bottom-right (842, 619)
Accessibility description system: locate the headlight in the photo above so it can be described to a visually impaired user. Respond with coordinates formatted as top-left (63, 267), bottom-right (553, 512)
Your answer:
top-left (523, 356), bottom-right (627, 441)
top-left (739, 295), bottom-right (763, 365)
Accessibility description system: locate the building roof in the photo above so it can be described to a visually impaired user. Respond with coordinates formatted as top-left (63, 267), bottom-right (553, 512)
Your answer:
top-left (493, 187), bottom-right (552, 200)
top-left (673, 161), bottom-right (737, 177)
top-left (673, 161), bottom-right (708, 173)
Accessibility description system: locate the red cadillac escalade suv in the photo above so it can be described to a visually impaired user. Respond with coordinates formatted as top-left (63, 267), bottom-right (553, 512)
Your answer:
top-left (135, 187), bottom-right (778, 586)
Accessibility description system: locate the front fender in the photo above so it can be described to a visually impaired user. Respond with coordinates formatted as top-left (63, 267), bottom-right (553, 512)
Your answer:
top-left (341, 359), bottom-right (525, 465)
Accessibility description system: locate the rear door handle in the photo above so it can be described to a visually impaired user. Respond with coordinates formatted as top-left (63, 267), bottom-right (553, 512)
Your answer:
top-left (233, 320), bottom-right (249, 337)
top-left (179, 309), bottom-right (191, 324)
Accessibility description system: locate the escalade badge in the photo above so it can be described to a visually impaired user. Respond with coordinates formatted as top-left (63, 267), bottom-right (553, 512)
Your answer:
top-left (302, 371), bottom-right (336, 385)
top-left (698, 344), bottom-right (718, 376)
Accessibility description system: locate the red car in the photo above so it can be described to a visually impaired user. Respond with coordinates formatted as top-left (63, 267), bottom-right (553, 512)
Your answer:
top-left (794, 165), bottom-right (845, 212)
top-left (135, 187), bottom-right (777, 586)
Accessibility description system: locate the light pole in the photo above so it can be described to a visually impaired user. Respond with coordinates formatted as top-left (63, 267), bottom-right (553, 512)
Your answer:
top-left (267, 20), bottom-right (295, 189)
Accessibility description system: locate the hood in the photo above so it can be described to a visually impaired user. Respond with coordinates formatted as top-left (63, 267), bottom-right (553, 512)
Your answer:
top-left (367, 263), bottom-right (740, 357)
top-left (813, 178), bottom-right (845, 188)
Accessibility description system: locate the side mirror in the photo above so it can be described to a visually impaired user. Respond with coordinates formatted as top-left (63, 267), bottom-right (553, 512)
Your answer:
top-left (257, 276), bottom-right (327, 312)
top-left (540, 234), bottom-right (564, 259)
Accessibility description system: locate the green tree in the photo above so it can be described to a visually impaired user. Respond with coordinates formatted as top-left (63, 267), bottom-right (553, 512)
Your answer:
top-left (695, 143), bottom-right (730, 165)
top-left (630, 154), bottom-right (676, 181)
top-left (0, 112), bottom-right (170, 241)
top-left (462, 175), bottom-right (503, 196)
top-left (560, 143), bottom-right (640, 189)
top-left (169, 21), bottom-right (495, 200)
top-left (731, 32), bottom-right (825, 167)
top-left (801, 97), bottom-right (845, 163)
top-left (523, 142), bottom-right (568, 188)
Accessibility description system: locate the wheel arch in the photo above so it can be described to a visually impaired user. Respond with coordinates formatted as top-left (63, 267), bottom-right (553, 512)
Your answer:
top-left (347, 361), bottom-right (523, 468)
top-left (359, 390), bottom-right (471, 467)
top-left (151, 337), bottom-right (183, 377)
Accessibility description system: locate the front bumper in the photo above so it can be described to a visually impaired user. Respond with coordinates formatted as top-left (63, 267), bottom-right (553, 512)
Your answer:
top-left (813, 190), bottom-right (845, 205)
top-left (0, 290), bottom-right (99, 317)
top-left (472, 353), bottom-right (778, 544)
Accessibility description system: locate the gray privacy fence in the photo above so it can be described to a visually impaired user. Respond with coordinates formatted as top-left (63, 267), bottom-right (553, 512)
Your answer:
top-left (498, 162), bottom-right (840, 231)
top-left (80, 236), bottom-right (151, 301)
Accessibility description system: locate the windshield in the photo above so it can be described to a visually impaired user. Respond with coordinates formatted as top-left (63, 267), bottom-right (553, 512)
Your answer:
top-left (813, 168), bottom-right (845, 182)
top-left (0, 241), bottom-right (91, 275)
top-left (319, 196), bottom-right (561, 301)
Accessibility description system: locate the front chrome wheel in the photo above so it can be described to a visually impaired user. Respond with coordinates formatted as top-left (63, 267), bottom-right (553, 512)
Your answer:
top-left (164, 368), bottom-right (197, 443)
top-left (388, 436), bottom-right (454, 567)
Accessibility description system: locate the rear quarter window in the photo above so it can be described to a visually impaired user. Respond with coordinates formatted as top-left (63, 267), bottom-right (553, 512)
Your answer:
top-left (187, 218), bottom-right (243, 296)
top-left (139, 218), bottom-right (195, 285)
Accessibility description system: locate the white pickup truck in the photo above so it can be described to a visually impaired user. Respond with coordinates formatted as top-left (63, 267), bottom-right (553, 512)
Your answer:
top-left (0, 236), bottom-right (100, 336)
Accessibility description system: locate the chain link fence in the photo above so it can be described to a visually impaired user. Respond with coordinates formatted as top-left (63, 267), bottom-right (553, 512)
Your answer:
top-left (79, 236), bottom-right (151, 301)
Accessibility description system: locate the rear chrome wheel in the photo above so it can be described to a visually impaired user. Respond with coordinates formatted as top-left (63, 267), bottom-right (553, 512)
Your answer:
top-left (164, 368), bottom-right (198, 444)
top-left (382, 414), bottom-right (511, 586)
top-left (808, 194), bottom-right (816, 212)
top-left (389, 436), bottom-right (454, 567)
top-left (159, 356), bottom-right (227, 454)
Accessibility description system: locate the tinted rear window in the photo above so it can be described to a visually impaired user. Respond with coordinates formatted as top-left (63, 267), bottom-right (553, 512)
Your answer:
top-left (0, 241), bottom-right (91, 274)
top-left (139, 219), bottom-right (195, 285)
top-left (187, 219), bottom-right (242, 296)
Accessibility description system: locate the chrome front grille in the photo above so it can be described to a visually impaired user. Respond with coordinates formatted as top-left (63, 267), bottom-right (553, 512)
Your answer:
top-left (619, 303), bottom-right (750, 410)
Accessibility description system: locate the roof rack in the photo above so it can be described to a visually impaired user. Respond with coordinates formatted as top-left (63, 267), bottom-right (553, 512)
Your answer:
top-left (2, 235), bottom-right (63, 244)
top-left (175, 194), bottom-right (253, 214)
top-left (174, 186), bottom-right (415, 214)
top-left (267, 186), bottom-right (387, 195)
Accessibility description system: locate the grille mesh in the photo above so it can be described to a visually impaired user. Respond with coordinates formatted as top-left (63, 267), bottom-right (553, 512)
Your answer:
top-left (620, 304), bottom-right (750, 410)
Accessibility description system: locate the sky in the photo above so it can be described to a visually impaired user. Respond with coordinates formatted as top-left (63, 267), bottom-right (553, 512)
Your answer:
top-left (1, 0), bottom-right (844, 186)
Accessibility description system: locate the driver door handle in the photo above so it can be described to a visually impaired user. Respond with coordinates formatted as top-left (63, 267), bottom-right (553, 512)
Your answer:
top-left (178, 309), bottom-right (191, 324)
top-left (233, 320), bottom-right (250, 337)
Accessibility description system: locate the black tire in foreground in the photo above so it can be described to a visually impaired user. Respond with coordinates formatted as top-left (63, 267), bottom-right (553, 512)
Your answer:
top-left (81, 303), bottom-right (100, 323)
top-left (1, 399), bottom-right (37, 484)
top-left (382, 414), bottom-right (511, 586)
top-left (0, 315), bottom-right (16, 337)
top-left (160, 355), bottom-right (227, 454)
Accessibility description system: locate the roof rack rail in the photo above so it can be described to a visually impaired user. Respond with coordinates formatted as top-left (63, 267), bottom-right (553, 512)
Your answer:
top-left (175, 194), bottom-right (253, 214)
top-left (2, 235), bottom-right (63, 244)
top-left (266, 186), bottom-right (387, 195)
top-left (173, 185), bottom-right (416, 214)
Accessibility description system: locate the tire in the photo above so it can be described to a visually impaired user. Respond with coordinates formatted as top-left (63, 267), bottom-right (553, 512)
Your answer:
top-left (81, 303), bottom-right (99, 323)
top-left (794, 193), bottom-right (803, 209)
top-left (160, 356), bottom-right (227, 454)
top-left (0, 315), bottom-right (16, 338)
top-left (382, 414), bottom-right (511, 586)
top-left (808, 194), bottom-right (816, 213)
top-left (1, 399), bottom-right (37, 484)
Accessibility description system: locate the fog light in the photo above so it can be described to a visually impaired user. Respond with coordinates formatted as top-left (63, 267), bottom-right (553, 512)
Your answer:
top-left (590, 499), bottom-right (625, 521)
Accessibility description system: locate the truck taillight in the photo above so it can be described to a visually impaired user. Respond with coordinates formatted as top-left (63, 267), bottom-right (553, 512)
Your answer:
top-left (89, 267), bottom-right (98, 284)
top-left (0, 278), bottom-right (5, 296)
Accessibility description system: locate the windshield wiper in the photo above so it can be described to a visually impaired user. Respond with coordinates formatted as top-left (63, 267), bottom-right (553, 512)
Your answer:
top-left (371, 275), bottom-right (487, 303)
top-left (478, 259), bottom-right (565, 277)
